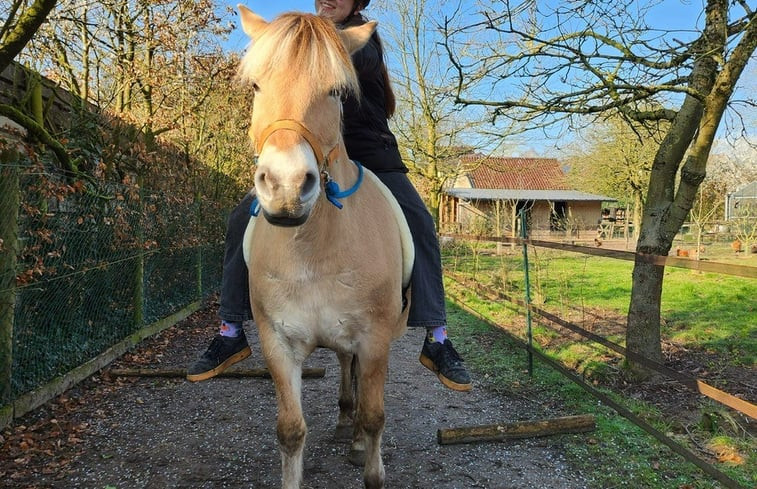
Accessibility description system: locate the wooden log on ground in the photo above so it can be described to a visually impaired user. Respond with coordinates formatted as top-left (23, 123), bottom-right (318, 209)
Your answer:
top-left (108, 367), bottom-right (326, 379)
top-left (437, 414), bottom-right (596, 445)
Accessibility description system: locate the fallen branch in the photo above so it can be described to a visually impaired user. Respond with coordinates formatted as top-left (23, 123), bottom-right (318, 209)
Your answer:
top-left (437, 414), bottom-right (596, 445)
top-left (108, 367), bottom-right (326, 379)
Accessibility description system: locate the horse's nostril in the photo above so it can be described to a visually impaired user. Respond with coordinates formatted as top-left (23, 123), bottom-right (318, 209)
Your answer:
top-left (302, 172), bottom-right (318, 196)
top-left (256, 170), bottom-right (273, 190)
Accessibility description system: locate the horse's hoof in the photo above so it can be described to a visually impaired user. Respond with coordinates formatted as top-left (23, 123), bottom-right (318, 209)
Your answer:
top-left (334, 424), bottom-right (353, 442)
top-left (348, 448), bottom-right (366, 467)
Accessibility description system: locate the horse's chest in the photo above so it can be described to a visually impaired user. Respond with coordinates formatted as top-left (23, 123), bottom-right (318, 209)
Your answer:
top-left (251, 264), bottom-right (371, 349)
top-left (253, 262), bottom-right (365, 314)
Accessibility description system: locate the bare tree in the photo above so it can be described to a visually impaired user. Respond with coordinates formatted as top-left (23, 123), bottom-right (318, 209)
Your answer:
top-left (688, 178), bottom-right (722, 258)
top-left (443, 0), bottom-right (757, 377)
top-left (565, 117), bottom-right (663, 241)
top-left (379, 0), bottom-right (510, 226)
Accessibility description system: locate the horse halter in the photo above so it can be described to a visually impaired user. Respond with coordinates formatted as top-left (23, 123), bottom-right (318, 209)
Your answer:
top-left (255, 119), bottom-right (339, 171)
top-left (250, 118), bottom-right (364, 216)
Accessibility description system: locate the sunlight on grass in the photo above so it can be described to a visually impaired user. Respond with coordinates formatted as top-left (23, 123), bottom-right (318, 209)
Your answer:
top-left (442, 240), bottom-right (756, 488)
top-left (443, 243), bottom-right (756, 366)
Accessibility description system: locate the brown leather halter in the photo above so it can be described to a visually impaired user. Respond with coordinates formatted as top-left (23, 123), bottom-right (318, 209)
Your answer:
top-left (255, 119), bottom-right (339, 170)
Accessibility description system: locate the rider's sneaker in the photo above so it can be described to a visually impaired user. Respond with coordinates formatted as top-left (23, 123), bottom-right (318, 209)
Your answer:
top-left (186, 331), bottom-right (251, 382)
top-left (419, 337), bottom-right (472, 392)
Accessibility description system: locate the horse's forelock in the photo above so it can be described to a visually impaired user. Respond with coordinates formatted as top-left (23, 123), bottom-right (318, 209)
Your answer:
top-left (238, 13), bottom-right (359, 98)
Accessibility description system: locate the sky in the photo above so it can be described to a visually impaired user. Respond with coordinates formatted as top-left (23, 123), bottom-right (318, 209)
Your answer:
top-left (223, 1), bottom-right (750, 157)
top-left (225, 1), bottom-right (706, 53)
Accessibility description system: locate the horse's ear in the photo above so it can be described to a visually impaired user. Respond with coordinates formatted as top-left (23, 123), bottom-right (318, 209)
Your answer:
top-left (238, 4), bottom-right (268, 40)
top-left (339, 21), bottom-right (377, 54)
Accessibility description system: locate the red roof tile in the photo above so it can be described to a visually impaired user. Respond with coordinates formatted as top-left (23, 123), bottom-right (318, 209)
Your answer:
top-left (459, 155), bottom-right (571, 191)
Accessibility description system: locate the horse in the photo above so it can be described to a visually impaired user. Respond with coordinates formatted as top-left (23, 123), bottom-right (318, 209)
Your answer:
top-left (237, 7), bottom-right (413, 489)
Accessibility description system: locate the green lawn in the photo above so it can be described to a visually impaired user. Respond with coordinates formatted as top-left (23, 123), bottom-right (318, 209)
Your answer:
top-left (443, 246), bottom-right (756, 365)
top-left (442, 241), bottom-right (756, 488)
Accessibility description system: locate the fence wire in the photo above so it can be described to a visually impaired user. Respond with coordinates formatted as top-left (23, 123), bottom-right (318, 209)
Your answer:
top-left (1, 160), bottom-right (231, 405)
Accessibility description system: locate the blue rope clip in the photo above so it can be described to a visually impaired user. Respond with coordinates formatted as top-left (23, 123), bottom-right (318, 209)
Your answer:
top-left (250, 195), bottom-right (260, 216)
top-left (323, 159), bottom-right (363, 209)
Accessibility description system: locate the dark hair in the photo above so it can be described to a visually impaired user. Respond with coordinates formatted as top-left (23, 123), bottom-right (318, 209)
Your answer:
top-left (375, 33), bottom-right (396, 118)
top-left (343, 10), bottom-right (396, 118)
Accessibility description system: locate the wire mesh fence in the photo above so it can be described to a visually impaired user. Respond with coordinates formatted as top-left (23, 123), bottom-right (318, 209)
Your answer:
top-left (1, 158), bottom-right (231, 407)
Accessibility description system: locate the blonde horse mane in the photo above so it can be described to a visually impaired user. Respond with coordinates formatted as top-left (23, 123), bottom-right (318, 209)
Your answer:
top-left (238, 13), bottom-right (360, 101)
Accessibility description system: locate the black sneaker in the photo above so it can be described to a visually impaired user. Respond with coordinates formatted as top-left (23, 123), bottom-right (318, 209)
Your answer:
top-left (419, 337), bottom-right (472, 392)
top-left (186, 332), bottom-right (252, 382)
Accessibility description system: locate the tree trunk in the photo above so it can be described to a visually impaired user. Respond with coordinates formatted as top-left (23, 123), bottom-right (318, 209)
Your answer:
top-left (626, 258), bottom-right (665, 376)
top-left (0, 138), bottom-right (22, 404)
top-left (0, 0), bottom-right (58, 73)
top-left (626, 0), bottom-right (757, 378)
top-left (626, 2), bottom-right (719, 377)
top-left (428, 187), bottom-right (441, 230)
top-left (632, 194), bottom-right (641, 240)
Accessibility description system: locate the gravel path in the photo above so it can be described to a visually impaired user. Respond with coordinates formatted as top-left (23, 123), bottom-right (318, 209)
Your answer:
top-left (3, 304), bottom-right (590, 489)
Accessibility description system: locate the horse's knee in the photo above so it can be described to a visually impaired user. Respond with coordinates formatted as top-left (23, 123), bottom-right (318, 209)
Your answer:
top-left (357, 410), bottom-right (385, 437)
top-left (277, 419), bottom-right (307, 456)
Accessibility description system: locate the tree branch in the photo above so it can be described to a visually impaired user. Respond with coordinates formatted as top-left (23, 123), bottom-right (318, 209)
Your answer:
top-left (0, 102), bottom-right (78, 174)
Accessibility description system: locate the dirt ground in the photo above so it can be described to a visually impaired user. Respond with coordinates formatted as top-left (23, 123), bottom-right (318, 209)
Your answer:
top-left (1, 301), bottom-right (594, 489)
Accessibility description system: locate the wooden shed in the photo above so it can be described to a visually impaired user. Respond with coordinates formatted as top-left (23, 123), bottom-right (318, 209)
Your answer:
top-left (441, 155), bottom-right (615, 238)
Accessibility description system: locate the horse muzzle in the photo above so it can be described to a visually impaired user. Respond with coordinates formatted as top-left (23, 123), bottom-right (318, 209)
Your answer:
top-left (254, 157), bottom-right (320, 227)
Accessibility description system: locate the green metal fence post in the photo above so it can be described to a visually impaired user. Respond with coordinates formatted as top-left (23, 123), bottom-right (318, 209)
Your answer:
top-left (132, 181), bottom-right (145, 327)
top-left (196, 195), bottom-right (203, 300)
top-left (519, 208), bottom-right (534, 376)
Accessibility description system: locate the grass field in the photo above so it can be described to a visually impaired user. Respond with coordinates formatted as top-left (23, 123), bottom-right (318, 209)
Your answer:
top-left (442, 239), bottom-right (756, 488)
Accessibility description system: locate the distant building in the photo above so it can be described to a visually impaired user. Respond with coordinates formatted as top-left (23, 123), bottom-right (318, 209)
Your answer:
top-left (441, 155), bottom-right (615, 237)
top-left (726, 181), bottom-right (757, 220)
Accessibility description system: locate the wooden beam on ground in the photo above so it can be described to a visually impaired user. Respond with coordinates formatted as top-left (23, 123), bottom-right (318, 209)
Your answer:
top-left (108, 367), bottom-right (326, 379)
top-left (437, 414), bottom-right (596, 445)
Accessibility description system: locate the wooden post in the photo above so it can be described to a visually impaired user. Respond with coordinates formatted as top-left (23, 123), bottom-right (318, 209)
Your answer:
top-left (108, 367), bottom-right (326, 379)
top-left (437, 414), bottom-right (596, 445)
top-left (195, 194), bottom-right (203, 300)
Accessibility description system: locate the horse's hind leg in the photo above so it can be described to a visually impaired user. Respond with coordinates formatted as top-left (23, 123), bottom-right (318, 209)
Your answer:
top-left (353, 349), bottom-right (389, 489)
top-left (334, 352), bottom-right (356, 442)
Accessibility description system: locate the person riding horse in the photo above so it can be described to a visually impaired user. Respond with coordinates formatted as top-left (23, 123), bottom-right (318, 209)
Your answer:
top-left (187, 0), bottom-right (472, 393)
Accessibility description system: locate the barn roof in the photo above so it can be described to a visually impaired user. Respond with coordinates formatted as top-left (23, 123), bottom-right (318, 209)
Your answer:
top-left (450, 155), bottom-right (615, 202)
top-left (460, 156), bottom-right (571, 191)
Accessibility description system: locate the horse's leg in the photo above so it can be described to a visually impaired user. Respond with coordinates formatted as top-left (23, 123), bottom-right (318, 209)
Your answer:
top-left (334, 352), bottom-right (355, 442)
top-left (348, 354), bottom-right (366, 467)
top-left (353, 347), bottom-right (390, 489)
top-left (259, 324), bottom-right (307, 489)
